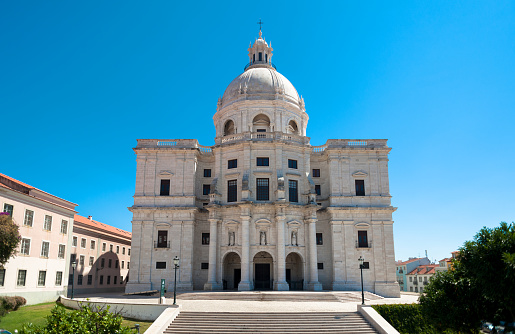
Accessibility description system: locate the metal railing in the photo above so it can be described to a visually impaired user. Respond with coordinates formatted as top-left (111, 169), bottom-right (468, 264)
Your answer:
top-left (356, 240), bottom-right (372, 248)
top-left (154, 241), bottom-right (170, 249)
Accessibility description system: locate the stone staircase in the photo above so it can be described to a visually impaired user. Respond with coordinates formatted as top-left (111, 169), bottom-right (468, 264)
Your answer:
top-left (164, 311), bottom-right (378, 333)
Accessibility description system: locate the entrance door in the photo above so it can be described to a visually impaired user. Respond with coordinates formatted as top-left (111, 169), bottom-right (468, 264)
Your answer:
top-left (234, 269), bottom-right (241, 289)
top-left (255, 263), bottom-right (271, 290)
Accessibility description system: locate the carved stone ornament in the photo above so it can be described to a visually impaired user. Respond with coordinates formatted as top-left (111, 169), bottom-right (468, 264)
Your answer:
top-left (159, 171), bottom-right (174, 176)
top-left (352, 171), bottom-right (368, 178)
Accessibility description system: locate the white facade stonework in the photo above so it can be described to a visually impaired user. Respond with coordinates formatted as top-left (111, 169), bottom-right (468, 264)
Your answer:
top-left (126, 30), bottom-right (400, 297)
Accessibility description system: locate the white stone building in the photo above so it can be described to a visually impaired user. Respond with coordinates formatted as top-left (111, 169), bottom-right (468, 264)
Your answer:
top-left (126, 30), bottom-right (400, 297)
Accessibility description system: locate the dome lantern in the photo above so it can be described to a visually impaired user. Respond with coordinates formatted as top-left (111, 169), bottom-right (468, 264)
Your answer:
top-left (245, 28), bottom-right (274, 71)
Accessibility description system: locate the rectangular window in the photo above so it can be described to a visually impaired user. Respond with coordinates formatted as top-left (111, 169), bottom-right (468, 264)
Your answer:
top-left (201, 263), bottom-right (209, 269)
top-left (317, 263), bottom-right (324, 270)
top-left (58, 244), bottom-right (65, 259)
top-left (120, 276), bottom-right (124, 284)
top-left (358, 231), bottom-right (368, 248)
top-left (256, 157), bottom-right (269, 166)
top-left (157, 230), bottom-right (168, 248)
top-left (114, 276), bottom-right (117, 284)
top-left (87, 275), bottom-right (92, 285)
top-left (72, 236), bottom-right (77, 247)
top-left (122, 261), bottom-right (124, 269)
top-left (156, 262), bottom-right (166, 269)
top-left (0, 269), bottom-right (5, 286)
top-left (116, 246), bottom-right (119, 254)
top-left (355, 180), bottom-right (365, 196)
top-left (203, 184), bottom-right (211, 195)
top-left (204, 169), bottom-right (211, 177)
top-left (288, 180), bottom-right (298, 202)
top-left (89, 256), bottom-right (94, 266)
top-left (24, 209), bottom-right (34, 227)
top-left (108, 259), bottom-right (112, 268)
top-left (115, 260), bottom-right (119, 268)
top-left (128, 249), bottom-right (131, 256)
top-left (110, 244), bottom-right (113, 252)
top-left (127, 262), bottom-right (130, 269)
top-left (70, 253), bottom-right (76, 264)
top-left (256, 178), bottom-right (269, 201)
top-left (160, 179), bottom-right (170, 196)
top-left (361, 262), bottom-right (370, 269)
top-left (99, 275), bottom-right (104, 285)
top-left (227, 179), bottom-right (237, 202)
top-left (228, 159), bottom-right (237, 169)
top-left (3, 204), bottom-right (13, 216)
top-left (107, 276), bottom-right (111, 285)
top-left (77, 275), bottom-right (83, 285)
top-left (79, 255), bottom-right (85, 266)
top-left (21, 238), bottom-right (31, 255)
top-left (90, 240), bottom-right (95, 250)
top-left (44, 215), bottom-right (52, 231)
top-left (102, 243), bottom-right (106, 251)
top-left (312, 169), bottom-right (321, 177)
top-left (60, 220), bottom-right (67, 234)
top-left (101, 258), bottom-right (105, 268)
top-left (122, 247), bottom-right (125, 255)
top-left (17, 270), bottom-right (27, 286)
top-left (38, 271), bottom-right (46, 286)
top-left (202, 233), bottom-right (210, 245)
top-left (81, 238), bottom-right (86, 248)
top-left (288, 159), bottom-right (298, 169)
top-left (409, 276), bottom-right (413, 282)
top-left (316, 233), bottom-right (323, 245)
top-left (55, 271), bottom-right (63, 286)
top-left (41, 241), bottom-right (49, 258)
top-left (315, 184), bottom-right (321, 196)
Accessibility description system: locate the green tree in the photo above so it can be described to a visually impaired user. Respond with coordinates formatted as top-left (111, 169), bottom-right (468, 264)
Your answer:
top-left (420, 222), bottom-right (515, 333)
top-left (0, 212), bottom-right (20, 266)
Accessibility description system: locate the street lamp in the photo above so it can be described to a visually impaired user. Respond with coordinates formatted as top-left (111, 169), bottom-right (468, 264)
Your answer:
top-left (173, 256), bottom-right (180, 305)
top-left (71, 260), bottom-right (77, 299)
top-left (358, 256), bottom-right (365, 305)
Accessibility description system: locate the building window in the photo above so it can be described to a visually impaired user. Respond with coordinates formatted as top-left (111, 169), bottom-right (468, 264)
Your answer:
top-left (256, 178), bottom-right (269, 201)
top-left (317, 263), bottom-right (324, 270)
top-left (44, 215), bottom-right (52, 231)
top-left (227, 179), bottom-right (237, 202)
top-left (201, 263), bottom-right (209, 269)
top-left (110, 244), bottom-right (113, 252)
top-left (24, 209), bottom-right (34, 227)
top-left (77, 275), bottom-right (83, 285)
top-left (122, 247), bottom-right (125, 255)
top-left (90, 240), bottom-right (95, 250)
top-left (312, 169), bottom-right (320, 177)
top-left (89, 256), bottom-right (94, 266)
top-left (316, 233), bottom-right (323, 245)
top-left (410, 287), bottom-right (413, 292)
top-left (116, 246), bottom-right (119, 254)
top-left (122, 261), bottom-right (124, 269)
top-left (81, 238), bottom-right (86, 248)
top-left (0, 269), bottom-right (5, 286)
top-left (108, 259), bottom-right (112, 268)
top-left (87, 275), bottom-right (92, 285)
top-left (355, 180), bottom-right (365, 196)
top-left (114, 276), bottom-right (118, 284)
top-left (128, 248), bottom-right (131, 256)
top-left (101, 258), bottom-right (105, 268)
top-left (100, 275), bottom-right (104, 285)
top-left (361, 262), bottom-right (370, 269)
top-left (203, 184), bottom-right (211, 196)
top-left (60, 220), bottom-right (67, 234)
top-left (41, 241), bottom-right (49, 258)
top-left (156, 262), bottom-right (166, 269)
top-left (202, 233), bottom-right (210, 245)
top-left (3, 204), bottom-right (13, 216)
top-left (204, 169), bottom-right (211, 177)
top-left (415, 287), bottom-right (418, 292)
top-left (72, 236), bottom-right (77, 247)
top-left (315, 184), bottom-right (321, 196)
top-left (228, 159), bottom-right (237, 169)
top-left (115, 260), bottom-right (119, 268)
top-left (409, 277), bottom-right (413, 282)
top-left (288, 159), bottom-right (298, 169)
top-left (21, 238), bottom-right (31, 255)
top-left (157, 230), bottom-right (168, 248)
top-left (102, 243), bottom-right (106, 252)
top-left (70, 253), bottom-right (76, 264)
top-left (17, 270), bottom-right (27, 286)
top-left (55, 271), bottom-right (63, 286)
top-left (358, 231), bottom-right (368, 248)
top-left (79, 255), bottom-right (85, 266)
top-left (107, 276), bottom-right (111, 285)
top-left (120, 276), bottom-right (124, 284)
top-left (288, 180), bottom-right (298, 202)
top-left (259, 52), bottom-right (262, 61)
top-left (57, 245), bottom-right (66, 259)
top-left (419, 276), bottom-right (422, 282)
top-left (257, 157), bottom-right (269, 166)
top-left (127, 262), bottom-right (130, 269)
top-left (160, 179), bottom-right (170, 196)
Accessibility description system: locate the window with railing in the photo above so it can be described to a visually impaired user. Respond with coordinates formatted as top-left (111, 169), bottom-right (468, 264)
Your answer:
top-left (289, 180), bottom-right (298, 202)
top-left (228, 179), bottom-right (237, 202)
top-left (256, 178), bottom-right (269, 201)
top-left (357, 231), bottom-right (369, 248)
top-left (156, 230), bottom-right (169, 248)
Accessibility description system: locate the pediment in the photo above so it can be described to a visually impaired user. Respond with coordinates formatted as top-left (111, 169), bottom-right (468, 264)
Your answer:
top-left (287, 221), bottom-right (302, 228)
top-left (159, 171), bottom-right (174, 176)
top-left (352, 171), bottom-right (368, 178)
top-left (354, 222), bottom-right (370, 228)
top-left (156, 222), bottom-right (171, 227)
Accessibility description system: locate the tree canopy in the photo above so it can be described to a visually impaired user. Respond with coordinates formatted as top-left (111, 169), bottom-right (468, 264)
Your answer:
top-left (0, 212), bottom-right (20, 266)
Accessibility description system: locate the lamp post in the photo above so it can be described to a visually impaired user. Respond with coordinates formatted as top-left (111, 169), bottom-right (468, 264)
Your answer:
top-left (71, 260), bottom-right (77, 299)
top-left (173, 256), bottom-right (180, 305)
top-left (358, 256), bottom-right (365, 305)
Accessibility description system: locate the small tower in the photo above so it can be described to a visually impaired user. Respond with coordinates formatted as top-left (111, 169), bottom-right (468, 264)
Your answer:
top-left (246, 29), bottom-right (274, 70)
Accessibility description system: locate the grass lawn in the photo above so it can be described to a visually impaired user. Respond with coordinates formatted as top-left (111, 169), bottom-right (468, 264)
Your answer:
top-left (0, 302), bottom-right (153, 333)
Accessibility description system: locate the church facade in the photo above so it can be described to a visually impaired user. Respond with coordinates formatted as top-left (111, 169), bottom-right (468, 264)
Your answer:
top-left (126, 30), bottom-right (400, 298)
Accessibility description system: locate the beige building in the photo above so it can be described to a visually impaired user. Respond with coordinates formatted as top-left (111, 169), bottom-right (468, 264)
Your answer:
top-left (69, 215), bottom-right (131, 294)
top-left (406, 264), bottom-right (438, 293)
top-left (127, 30), bottom-right (400, 297)
top-left (0, 173), bottom-right (77, 304)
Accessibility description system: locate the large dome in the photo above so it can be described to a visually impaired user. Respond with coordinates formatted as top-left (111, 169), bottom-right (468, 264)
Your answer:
top-left (221, 67), bottom-right (300, 106)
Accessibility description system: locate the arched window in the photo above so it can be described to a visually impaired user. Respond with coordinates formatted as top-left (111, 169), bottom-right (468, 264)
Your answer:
top-left (252, 114), bottom-right (270, 133)
top-left (265, 54), bottom-right (268, 63)
top-left (224, 120), bottom-right (235, 136)
top-left (287, 120), bottom-right (299, 134)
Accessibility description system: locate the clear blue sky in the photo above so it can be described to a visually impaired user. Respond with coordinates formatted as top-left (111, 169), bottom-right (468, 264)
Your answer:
top-left (1, 1), bottom-right (514, 262)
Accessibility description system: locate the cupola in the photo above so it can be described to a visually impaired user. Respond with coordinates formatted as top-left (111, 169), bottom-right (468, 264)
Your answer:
top-left (245, 29), bottom-right (274, 71)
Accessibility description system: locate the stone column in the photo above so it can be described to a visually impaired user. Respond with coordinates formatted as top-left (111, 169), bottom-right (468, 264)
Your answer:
top-left (307, 218), bottom-right (322, 290)
top-left (177, 220), bottom-right (194, 290)
top-left (204, 219), bottom-right (222, 290)
top-left (238, 214), bottom-right (253, 290)
top-left (274, 215), bottom-right (289, 290)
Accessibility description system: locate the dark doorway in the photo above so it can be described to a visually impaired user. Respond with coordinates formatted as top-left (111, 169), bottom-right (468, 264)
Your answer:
top-left (234, 269), bottom-right (241, 289)
top-left (286, 269), bottom-right (291, 282)
top-left (255, 263), bottom-right (271, 290)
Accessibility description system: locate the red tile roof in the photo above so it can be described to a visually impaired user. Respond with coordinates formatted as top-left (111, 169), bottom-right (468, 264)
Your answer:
top-left (407, 264), bottom-right (439, 275)
top-left (397, 258), bottom-right (427, 265)
top-left (0, 173), bottom-right (35, 190)
top-left (74, 214), bottom-right (131, 240)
